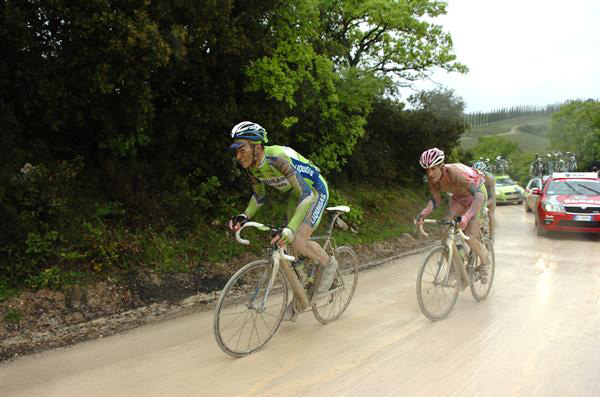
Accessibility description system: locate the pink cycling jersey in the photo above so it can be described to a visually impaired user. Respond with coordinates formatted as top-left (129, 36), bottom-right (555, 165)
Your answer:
top-left (429, 164), bottom-right (485, 207)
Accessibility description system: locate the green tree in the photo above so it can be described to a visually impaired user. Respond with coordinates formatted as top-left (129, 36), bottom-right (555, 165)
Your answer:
top-left (344, 88), bottom-right (467, 185)
top-left (316, 0), bottom-right (468, 88)
top-left (549, 100), bottom-right (600, 169)
top-left (471, 136), bottom-right (521, 162)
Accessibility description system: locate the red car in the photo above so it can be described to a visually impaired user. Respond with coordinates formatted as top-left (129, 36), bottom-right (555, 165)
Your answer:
top-left (533, 172), bottom-right (600, 235)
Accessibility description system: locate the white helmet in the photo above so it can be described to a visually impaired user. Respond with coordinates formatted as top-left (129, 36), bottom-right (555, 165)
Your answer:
top-left (419, 148), bottom-right (445, 169)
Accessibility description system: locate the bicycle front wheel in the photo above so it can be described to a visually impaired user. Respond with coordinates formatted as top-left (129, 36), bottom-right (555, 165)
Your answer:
top-left (416, 246), bottom-right (459, 321)
top-left (213, 259), bottom-right (288, 357)
top-left (312, 246), bottom-right (359, 324)
top-left (469, 238), bottom-right (495, 301)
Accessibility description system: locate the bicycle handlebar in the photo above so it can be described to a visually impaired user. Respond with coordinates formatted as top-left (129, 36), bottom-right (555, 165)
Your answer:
top-left (234, 222), bottom-right (296, 261)
top-left (235, 221), bottom-right (272, 245)
top-left (416, 218), bottom-right (469, 241)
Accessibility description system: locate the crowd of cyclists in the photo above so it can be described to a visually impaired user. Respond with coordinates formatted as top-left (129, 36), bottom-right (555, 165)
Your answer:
top-left (472, 151), bottom-right (579, 179)
top-left (473, 156), bottom-right (511, 175)
top-left (529, 152), bottom-right (578, 177)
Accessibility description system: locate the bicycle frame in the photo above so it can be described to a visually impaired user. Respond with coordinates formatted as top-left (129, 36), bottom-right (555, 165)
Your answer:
top-left (417, 219), bottom-right (470, 288)
top-left (235, 211), bottom-right (347, 313)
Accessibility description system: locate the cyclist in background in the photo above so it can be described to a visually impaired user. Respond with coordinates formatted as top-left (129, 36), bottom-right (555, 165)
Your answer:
top-left (473, 161), bottom-right (496, 244)
top-left (415, 148), bottom-right (491, 284)
top-left (227, 121), bottom-right (338, 316)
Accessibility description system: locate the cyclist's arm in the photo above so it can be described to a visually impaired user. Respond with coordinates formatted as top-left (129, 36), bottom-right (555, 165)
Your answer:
top-left (243, 175), bottom-right (266, 219)
top-left (419, 187), bottom-right (442, 219)
top-left (272, 157), bottom-right (314, 233)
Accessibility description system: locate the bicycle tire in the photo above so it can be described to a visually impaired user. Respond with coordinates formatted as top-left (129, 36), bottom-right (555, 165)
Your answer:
top-left (213, 259), bottom-right (288, 357)
top-left (312, 246), bottom-right (359, 324)
top-left (469, 239), bottom-right (495, 301)
top-left (416, 246), bottom-right (459, 321)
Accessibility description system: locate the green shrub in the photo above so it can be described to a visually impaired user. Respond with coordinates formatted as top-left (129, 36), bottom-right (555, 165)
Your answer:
top-left (25, 230), bottom-right (61, 267)
top-left (4, 308), bottom-right (22, 325)
top-left (26, 266), bottom-right (87, 290)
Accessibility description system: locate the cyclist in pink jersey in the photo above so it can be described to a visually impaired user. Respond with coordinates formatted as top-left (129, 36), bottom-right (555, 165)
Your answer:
top-left (415, 148), bottom-right (491, 284)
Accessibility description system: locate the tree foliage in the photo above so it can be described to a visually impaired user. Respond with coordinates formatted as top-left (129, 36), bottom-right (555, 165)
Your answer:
top-left (0, 0), bottom-right (468, 289)
top-left (316, 0), bottom-right (467, 87)
top-left (345, 88), bottom-right (467, 185)
top-left (549, 99), bottom-right (600, 169)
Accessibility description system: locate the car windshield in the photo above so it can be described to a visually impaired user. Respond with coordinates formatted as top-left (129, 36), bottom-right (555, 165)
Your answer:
top-left (496, 178), bottom-right (516, 186)
top-left (546, 180), bottom-right (600, 196)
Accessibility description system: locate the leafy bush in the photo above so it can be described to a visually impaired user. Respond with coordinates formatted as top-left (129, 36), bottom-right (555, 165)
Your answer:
top-left (4, 308), bottom-right (22, 325)
top-left (26, 266), bottom-right (87, 290)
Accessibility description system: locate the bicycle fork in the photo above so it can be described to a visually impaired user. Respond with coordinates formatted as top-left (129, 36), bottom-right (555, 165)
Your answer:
top-left (446, 235), bottom-right (470, 288)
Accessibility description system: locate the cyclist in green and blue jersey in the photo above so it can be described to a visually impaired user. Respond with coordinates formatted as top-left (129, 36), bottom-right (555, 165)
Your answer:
top-left (228, 122), bottom-right (338, 314)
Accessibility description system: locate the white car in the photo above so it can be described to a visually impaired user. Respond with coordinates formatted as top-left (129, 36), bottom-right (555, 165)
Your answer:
top-left (524, 177), bottom-right (547, 212)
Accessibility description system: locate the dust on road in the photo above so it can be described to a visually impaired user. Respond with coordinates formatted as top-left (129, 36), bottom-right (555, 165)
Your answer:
top-left (3, 204), bottom-right (600, 397)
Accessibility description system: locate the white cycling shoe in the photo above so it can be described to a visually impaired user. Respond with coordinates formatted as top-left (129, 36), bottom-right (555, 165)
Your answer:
top-left (282, 300), bottom-right (298, 322)
top-left (316, 256), bottom-right (338, 295)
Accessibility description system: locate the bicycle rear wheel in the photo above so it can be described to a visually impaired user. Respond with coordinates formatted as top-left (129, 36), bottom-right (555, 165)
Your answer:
top-left (213, 259), bottom-right (288, 357)
top-left (469, 238), bottom-right (495, 301)
top-left (416, 246), bottom-right (459, 321)
top-left (312, 246), bottom-right (359, 324)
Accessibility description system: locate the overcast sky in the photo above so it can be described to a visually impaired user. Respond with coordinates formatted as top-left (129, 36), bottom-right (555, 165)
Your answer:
top-left (408, 0), bottom-right (600, 113)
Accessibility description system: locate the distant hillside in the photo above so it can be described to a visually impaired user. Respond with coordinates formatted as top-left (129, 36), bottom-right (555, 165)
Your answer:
top-left (460, 114), bottom-right (551, 152)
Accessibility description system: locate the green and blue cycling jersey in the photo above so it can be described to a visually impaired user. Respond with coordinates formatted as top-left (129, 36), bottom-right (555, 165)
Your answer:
top-left (243, 145), bottom-right (329, 233)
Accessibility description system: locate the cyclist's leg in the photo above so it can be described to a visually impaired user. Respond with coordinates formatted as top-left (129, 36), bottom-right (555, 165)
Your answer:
top-left (464, 216), bottom-right (488, 262)
top-left (289, 181), bottom-right (329, 266)
top-left (292, 181), bottom-right (338, 293)
top-left (464, 188), bottom-right (491, 282)
top-left (292, 223), bottom-right (328, 265)
top-left (487, 199), bottom-right (496, 241)
top-left (464, 184), bottom-right (489, 262)
top-left (442, 196), bottom-right (467, 240)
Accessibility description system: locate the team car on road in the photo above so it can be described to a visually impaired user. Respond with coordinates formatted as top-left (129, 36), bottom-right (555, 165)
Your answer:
top-left (532, 172), bottom-right (600, 235)
top-left (495, 175), bottom-right (524, 204)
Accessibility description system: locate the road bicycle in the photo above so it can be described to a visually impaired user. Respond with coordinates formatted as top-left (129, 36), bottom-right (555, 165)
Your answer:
top-left (415, 216), bottom-right (495, 321)
top-left (213, 206), bottom-right (359, 357)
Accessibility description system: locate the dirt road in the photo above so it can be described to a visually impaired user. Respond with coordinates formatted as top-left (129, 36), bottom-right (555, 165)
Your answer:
top-left (3, 204), bottom-right (600, 397)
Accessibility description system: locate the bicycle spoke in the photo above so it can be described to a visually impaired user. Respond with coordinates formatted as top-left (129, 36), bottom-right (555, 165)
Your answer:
top-left (219, 310), bottom-right (249, 316)
top-left (220, 309), bottom-right (249, 330)
top-left (226, 310), bottom-right (250, 346)
top-left (417, 247), bottom-right (459, 321)
top-left (312, 246), bottom-right (358, 324)
top-left (247, 311), bottom-right (260, 351)
top-left (258, 311), bottom-right (275, 335)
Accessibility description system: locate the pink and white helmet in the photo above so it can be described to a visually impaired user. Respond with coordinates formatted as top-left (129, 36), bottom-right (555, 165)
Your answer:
top-left (419, 148), bottom-right (445, 169)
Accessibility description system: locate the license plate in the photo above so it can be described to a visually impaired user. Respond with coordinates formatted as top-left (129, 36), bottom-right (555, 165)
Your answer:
top-left (574, 215), bottom-right (591, 221)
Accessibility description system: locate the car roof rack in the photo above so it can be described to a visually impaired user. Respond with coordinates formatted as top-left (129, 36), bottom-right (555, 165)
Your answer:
top-left (551, 172), bottom-right (598, 179)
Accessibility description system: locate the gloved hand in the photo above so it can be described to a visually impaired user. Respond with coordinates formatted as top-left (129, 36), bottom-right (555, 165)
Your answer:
top-left (228, 214), bottom-right (248, 231)
top-left (414, 212), bottom-right (424, 226)
top-left (270, 227), bottom-right (294, 247)
top-left (459, 216), bottom-right (469, 230)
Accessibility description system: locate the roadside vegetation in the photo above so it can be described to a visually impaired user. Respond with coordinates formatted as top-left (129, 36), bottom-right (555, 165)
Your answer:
top-left (1, 1), bottom-right (597, 304)
top-left (0, 1), bottom-right (464, 300)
